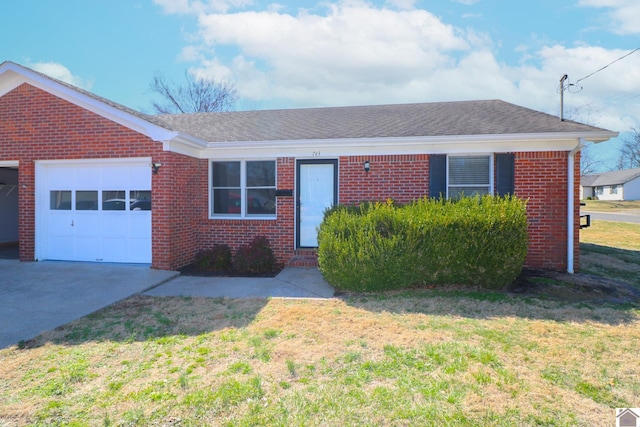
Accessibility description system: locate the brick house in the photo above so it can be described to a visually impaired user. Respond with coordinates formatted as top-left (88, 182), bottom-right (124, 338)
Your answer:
top-left (0, 61), bottom-right (617, 273)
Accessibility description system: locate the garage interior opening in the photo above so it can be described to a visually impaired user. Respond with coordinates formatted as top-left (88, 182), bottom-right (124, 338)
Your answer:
top-left (0, 167), bottom-right (19, 259)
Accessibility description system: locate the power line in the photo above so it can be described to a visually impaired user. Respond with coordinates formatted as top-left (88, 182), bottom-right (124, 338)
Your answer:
top-left (575, 46), bottom-right (640, 85)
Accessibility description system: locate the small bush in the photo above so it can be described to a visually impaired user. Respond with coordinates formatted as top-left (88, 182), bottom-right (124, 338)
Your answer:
top-left (318, 195), bottom-right (528, 292)
top-left (194, 244), bottom-right (232, 272)
top-left (233, 236), bottom-right (277, 274)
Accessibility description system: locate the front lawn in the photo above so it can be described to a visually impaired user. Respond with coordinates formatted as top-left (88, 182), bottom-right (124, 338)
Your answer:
top-left (1, 219), bottom-right (638, 426)
top-left (1, 292), bottom-right (638, 426)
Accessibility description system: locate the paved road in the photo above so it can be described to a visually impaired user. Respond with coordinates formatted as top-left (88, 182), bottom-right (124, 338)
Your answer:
top-left (581, 210), bottom-right (640, 224)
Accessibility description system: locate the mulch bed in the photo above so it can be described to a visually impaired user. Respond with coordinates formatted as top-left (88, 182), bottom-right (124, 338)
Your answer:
top-left (178, 263), bottom-right (284, 278)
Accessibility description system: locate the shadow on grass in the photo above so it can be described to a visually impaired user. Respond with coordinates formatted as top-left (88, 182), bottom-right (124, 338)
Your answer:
top-left (580, 243), bottom-right (640, 288)
top-left (17, 248), bottom-right (640, 349)
top-left (19, 295), bottom-right (268, 349)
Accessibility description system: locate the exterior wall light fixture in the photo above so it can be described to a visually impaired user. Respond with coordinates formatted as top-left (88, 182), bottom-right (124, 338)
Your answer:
top-left (152, 163), bottom-right (162, 174)
top-left (364, 161), bottom-right (370, 173)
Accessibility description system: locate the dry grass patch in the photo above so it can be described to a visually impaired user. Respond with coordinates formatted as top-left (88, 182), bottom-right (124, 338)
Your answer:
top-left (581, 220), bottom-right (640, 251)
top-left (581, 200), bottom-right (640, 211)
top-left (1, 293), bottom-right (638, 426)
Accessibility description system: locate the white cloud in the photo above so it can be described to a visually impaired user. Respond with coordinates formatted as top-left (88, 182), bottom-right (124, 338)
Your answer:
top-left (159, 0), bottom-right (639, 140)
top-left (385, 0), bottom-right (416, 10)
top-left (29, 62), bottom-right (94, 90)
top-left (451, 0), bottom-right (480, 5)
top-left (578, 0), bottom-right (640, 35)
top-left (513, 45), bottom-right (640, 130)
top-left (186, 3), bottom-right (474, 107)
top-left (153, 0), bottom-right (253, 14)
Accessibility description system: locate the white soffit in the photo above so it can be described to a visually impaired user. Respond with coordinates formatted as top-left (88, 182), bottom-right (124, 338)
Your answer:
top-left (193, 131), bottom-right (617, 160)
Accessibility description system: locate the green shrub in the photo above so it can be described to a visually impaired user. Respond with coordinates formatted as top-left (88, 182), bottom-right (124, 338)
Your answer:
top-left (194, 244), bottom-right (232, 272)
top-left (317, 195), bottom-right (528, 292)
top-left (233, 236), bottom-right (277, 274)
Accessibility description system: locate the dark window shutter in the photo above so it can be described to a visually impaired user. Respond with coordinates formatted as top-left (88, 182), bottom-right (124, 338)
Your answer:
top-left (496, 153), bottom-right (514, 196)
top-left (429, 154), bottom-right (446, 199)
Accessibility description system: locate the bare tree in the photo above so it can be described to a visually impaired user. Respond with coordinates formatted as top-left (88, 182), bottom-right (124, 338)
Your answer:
top-left (616, 128), bottom-right (640, 170)
top-left (580, 145), bottom-right (603, 176)
top-left (149, 71), bottom-right (237, 114)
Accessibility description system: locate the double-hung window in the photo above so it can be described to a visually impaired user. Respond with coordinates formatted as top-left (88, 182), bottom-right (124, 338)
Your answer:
top-left (211, 160), bottom-right (276, 218)
top-left (447, 155), bottom-right (492, 198)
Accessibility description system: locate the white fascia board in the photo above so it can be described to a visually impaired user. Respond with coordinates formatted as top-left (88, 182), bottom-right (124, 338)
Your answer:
top-left (195, 131), bottom-right (618, 160)
top-left (0, 160), bottom-right (19, 167)
top-left (162, 133), bottom-right (209, 158)
top-left (36, 157), bottom-right (152, 167)
top-left (0, 63), bottom-right (176, 143)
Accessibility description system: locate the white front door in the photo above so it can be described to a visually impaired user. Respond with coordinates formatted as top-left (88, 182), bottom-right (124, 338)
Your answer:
top-left (296, 160), bottom-right (337, 248)
top-left (36, 158), bottom-right (152, 263)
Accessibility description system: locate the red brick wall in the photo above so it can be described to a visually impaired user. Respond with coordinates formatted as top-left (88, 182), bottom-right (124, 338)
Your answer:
top-left (339, 155), bottom-right (430, 203)
top-left (152, 152), bottom-right (208, 270)
top-left (0, 83), bottom-right (191, 270)
top-left (514, 151), bottom-right (577, 271)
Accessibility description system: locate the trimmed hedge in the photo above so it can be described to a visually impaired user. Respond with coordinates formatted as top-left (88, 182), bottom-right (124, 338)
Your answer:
top-left (317, 195), bottom-right (528, 292)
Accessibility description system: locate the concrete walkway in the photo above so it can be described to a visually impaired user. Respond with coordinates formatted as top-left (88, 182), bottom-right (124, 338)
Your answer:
top-left (145, 267), bottom-right (334, 299)
top-left (0, 260), bottom-right (333, 349)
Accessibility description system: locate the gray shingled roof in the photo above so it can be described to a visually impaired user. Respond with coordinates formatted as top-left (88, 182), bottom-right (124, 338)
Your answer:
top-left (581, 168), bottom-right (640, 187)
top-left (2, 61), bottom-right (614, 144)
top-left (150, 100), bottom-right (611, 142)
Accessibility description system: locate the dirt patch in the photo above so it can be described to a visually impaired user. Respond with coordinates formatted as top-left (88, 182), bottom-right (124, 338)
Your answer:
top-left (508, 268), bottom-right (640, 304)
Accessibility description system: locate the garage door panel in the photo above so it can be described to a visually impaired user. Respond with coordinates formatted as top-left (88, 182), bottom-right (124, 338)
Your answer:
top-left (129, 213), bottom-right (151, 239)
top-left (128, 238), bottom-right (152, 263)
top-left (102, 214), bottom-right (129, 238)
top-left (38, 159), bottom-right (152, 264)
top-left (75, 237), bottom-right (102, 261)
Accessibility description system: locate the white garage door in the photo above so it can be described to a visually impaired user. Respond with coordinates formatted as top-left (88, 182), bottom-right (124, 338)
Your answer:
top-left (36, 159), bottom-right (152, 263)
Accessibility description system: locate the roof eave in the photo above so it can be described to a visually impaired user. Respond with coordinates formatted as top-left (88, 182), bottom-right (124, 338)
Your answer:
top-left (0, 61), bottom-right (176, 143)
top-left (192, 131), bottom-right (619, 159)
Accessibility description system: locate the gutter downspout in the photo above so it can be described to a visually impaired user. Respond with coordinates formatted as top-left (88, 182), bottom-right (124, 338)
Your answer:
top-left (567, 138), bottom-right (585, 274)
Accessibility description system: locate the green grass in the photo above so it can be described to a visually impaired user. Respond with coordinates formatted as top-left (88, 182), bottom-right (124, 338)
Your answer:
top-left (1, 293), bottom-right (638, 426)
top-left (0, 219), bottom-right (638, 426)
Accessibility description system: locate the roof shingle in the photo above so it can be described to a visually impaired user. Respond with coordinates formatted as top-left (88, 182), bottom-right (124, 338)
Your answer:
top-left (150, 100), bottom-right (611, 142)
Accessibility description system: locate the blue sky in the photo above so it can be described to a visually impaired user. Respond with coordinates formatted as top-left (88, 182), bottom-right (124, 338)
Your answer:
top-left (2, 0), bottom-right (639, 171)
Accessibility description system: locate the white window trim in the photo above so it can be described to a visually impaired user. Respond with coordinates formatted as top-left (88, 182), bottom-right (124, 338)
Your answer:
top-left (446, 154), bottom-right (494, 198)
top-left (209, 159), bottom-right (277, 220)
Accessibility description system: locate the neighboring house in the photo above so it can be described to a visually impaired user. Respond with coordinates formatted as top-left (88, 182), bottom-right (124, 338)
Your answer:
top-left (581, 168), bottom-right (640, 201)
top-left (0, 61), bottom-right (617, 273)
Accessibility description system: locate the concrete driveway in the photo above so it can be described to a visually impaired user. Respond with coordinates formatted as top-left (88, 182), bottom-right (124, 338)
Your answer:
top-left (0, 260), bottom-right (334, 349)
top-left (0, 260), bottom-right (178, 349)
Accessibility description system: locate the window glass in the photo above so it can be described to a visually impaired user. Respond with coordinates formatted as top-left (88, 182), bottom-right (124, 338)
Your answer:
top-left (212, 162), bottom-right (240, 187)
top-left (247, 189), bottom-right (276, 215)
top-left (213, 189), bottom-right (241, 214)
top-left (76, 191), bottom-right (98, 210)
top-left (130, 190), bottom-right (151, 211)
top-left (448, 156), bottom-right (490, 198)
top-left (50, 191), bottom-right (71, 210)
top-left (102, 191), bottom-right (126, 211)
top-left (247, 161), bottom-right (276, 187)
top-left (211, 160), bottom-right (276, 217)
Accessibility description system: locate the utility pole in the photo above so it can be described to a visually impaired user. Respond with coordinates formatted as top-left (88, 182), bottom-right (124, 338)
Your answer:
top-left (559, 74), bottom-right (568, 121)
